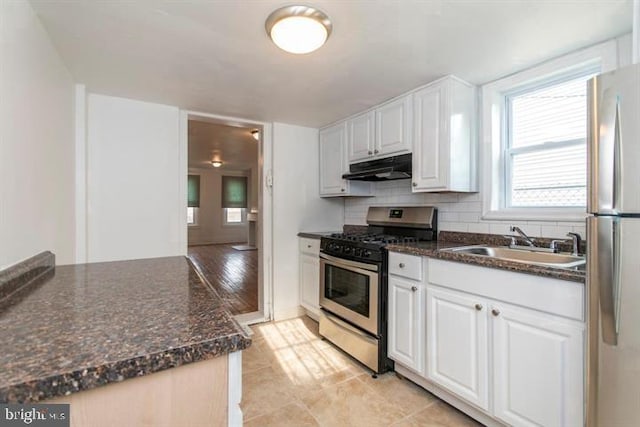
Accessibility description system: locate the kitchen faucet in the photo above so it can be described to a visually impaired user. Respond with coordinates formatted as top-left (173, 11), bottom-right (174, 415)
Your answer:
top-left (509, 226), bottom-right (536, 247)
top-left (566, 232), bottom-right (582, 256)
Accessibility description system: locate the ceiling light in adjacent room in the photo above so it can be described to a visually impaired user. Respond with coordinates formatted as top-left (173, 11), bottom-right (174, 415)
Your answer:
top-left (251, 129), bottom-right (260, 140)
top-left (211, 161), bottom-right (223, 168)
top-left (265, 5), bottom-right (332, 54)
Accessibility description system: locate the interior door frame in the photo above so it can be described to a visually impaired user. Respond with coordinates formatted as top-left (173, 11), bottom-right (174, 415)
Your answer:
top-left (179, 110), bottom-right (273, 323)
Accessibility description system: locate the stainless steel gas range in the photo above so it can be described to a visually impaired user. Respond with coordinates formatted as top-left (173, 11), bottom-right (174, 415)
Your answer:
top-left (318, 206), bottom-right (437, 374)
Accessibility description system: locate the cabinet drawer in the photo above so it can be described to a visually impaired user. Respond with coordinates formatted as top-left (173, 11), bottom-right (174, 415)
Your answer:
top-left (428, 259), bottom-right (584, 321)
top-left (388, 252), bottom-right (422, 280)
top-left (299, 238), bottom-right (320, 255)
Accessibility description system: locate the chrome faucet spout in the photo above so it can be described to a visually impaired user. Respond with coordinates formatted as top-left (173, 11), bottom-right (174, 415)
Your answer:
top-left (509, 226), bottom-right (536, 247)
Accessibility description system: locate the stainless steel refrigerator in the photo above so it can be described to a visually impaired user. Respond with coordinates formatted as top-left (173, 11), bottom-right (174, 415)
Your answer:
top-left (586, 63), bottom-right (640, 426)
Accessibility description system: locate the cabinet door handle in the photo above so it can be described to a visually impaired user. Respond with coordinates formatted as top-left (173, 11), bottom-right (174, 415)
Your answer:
top-left (307, 245), bottom-right (312, 248)
top-left (368, 150), bottom-right (373, 155)
top-left (411, 286), bottom-right (418, 292)
top-left (398, 263), bottom-right (405, 268)
top-left (374, 149), bottom-right (379, 154)
top-left (492, 308), bottom-right (501, 316)
top-left (341, 188), bottom-right (345, 192)
top-left (412, 182), bottom-right (417, 187)
top-left (475, 304), bottom-right (483, 311)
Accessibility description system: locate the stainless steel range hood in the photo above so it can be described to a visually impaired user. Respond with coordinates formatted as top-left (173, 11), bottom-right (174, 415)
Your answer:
top-left (342, 153), bottom-right (412, 181)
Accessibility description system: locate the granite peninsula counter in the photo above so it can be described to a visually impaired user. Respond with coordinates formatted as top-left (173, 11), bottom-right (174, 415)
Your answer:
top-left (0, 255), bottom-right (251, 410)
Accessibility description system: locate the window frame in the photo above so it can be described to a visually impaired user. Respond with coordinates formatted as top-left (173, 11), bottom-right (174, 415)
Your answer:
top-left (481, 40), bottom-right (617, 222)
top-left (503, 68), bottom-right (598, 209)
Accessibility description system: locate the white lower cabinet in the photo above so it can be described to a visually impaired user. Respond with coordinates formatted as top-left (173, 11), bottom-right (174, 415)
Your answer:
top-left (491, 302), bottom-right (584, 427)
top-left (388, 275), bottom-right (424, 374)
top-left (426, 286), bottom-right (489, 411)
top-left (299, 238), bottom-right (320, 317)
top-left (388, 255), bottom-right (585, 427)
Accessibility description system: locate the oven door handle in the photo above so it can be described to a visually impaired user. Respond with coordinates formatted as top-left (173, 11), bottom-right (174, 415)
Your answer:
top-left (323, 311), bottom-right (379, 344)
top-left (319, 252), bottom-right (379, 272)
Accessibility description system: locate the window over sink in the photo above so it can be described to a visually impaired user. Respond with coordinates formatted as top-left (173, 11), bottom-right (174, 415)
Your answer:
top-left (481, 39), bottom-right (617, 221)
top-left (505, 71), bottom-right (597, 208)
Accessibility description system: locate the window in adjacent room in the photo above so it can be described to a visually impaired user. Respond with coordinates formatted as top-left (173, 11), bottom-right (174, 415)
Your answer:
top-left (222, 175), bottom-right (247, 225)
top-left (225, 208), bottom-right (243, 223)
top-left (187, 174), bottom-right (200, 226)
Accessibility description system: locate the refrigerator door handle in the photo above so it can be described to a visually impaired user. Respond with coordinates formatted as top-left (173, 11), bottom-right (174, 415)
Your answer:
top-left (595, 216), bottom-right (619, 346)
top-left (612, 101), bottom-right (621, 213)
top-left (588, 79), bottom-right (620, 214)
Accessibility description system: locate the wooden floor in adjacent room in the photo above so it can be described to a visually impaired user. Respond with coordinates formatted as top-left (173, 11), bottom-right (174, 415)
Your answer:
top-left (187, 244), bottom-right (258, 315)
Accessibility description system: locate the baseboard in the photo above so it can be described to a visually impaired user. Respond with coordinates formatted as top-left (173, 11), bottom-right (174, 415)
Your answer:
top-left (272, 306), bottom-right (305, 321)
top-left (188, 241), bottom-right (248, 247)
top-left (302, 307), bottom-right (320, 322)
top-left (394, 364), bottom-right (505, 427)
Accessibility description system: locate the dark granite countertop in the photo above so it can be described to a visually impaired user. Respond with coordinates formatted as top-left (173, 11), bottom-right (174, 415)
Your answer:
top-left (387, 232), bottom-right (586, 283)
top-left (297, 231), bottom-right (341, 239)
top-left (0, 256), bottom-right (251, 404)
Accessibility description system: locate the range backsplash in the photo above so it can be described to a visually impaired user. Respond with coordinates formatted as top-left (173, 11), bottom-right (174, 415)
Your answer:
top-left (343, 180), bottom-right (586, 239)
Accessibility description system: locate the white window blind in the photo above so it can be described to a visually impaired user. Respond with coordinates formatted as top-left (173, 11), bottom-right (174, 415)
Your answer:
top-left (506, 73), bottom-right (596, 207)
top-left (225, 208), bottom-right (243, 224)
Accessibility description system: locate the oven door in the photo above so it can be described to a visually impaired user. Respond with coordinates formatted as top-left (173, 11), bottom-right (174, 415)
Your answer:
top-left (319, 253), bottom-right (379, 335)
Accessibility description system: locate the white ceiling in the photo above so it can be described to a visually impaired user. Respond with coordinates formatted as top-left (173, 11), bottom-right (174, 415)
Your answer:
top-left (31, 0), bottom-right (632, 128)
top-left (188, 120), bottom-right (259, 170)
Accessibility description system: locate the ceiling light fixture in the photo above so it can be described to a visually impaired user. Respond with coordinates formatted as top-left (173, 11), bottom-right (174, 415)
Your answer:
top-left (251, 129), bottom-right (260, 140)
top-left (211, 161), bottom-right (223, 168)
top-left (265, 5), bottom-right (332, 54)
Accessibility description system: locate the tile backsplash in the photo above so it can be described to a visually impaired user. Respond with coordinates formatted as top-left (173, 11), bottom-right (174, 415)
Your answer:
top-left (344, 180), bottom-right (586, 238)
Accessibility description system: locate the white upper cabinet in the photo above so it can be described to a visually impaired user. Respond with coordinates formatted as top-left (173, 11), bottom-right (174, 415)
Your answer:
top-left (346, 95), bottom-right (413, 164)
top-left (347, 111), bottom-right (375, 163)
top-left (319, 123), bottom-right (373, 197)
top-left (412, 76), bottom-right (477, 192)
top-left (376, 95), bottom-right (413, 157)
top-left (319, 123), bottom-right (347, 196)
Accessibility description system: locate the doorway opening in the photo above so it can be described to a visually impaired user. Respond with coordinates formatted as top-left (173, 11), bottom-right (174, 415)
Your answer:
top-left (183, 112), bottom-right (270, 324)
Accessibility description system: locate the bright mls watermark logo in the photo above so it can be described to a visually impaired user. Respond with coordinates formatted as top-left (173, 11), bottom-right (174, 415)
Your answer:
top-left (0, 404), bottom-right (69, 427)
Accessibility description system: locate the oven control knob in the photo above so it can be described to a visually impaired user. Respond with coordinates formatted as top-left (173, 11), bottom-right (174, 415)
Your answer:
top-left (363, 250), bottom-right (371, 258)
top-left (354, 248), bottom-right (362, 256)
top-left (344, 246), bottom-right (352, 254)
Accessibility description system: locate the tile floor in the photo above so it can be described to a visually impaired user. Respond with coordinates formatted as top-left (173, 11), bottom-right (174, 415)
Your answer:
top-left (242, 316), bottom-right (483, 427)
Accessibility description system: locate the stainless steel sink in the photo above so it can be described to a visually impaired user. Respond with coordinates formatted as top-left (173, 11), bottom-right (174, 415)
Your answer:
top-left (443, 245), bottom-right (586, 268)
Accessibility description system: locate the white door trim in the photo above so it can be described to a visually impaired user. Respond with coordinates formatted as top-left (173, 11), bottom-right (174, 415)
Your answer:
top-left (179, 110), bottom-right (273, 322)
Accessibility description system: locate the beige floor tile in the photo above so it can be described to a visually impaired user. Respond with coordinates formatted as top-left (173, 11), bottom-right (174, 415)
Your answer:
top-left (357, 371), bottom-right (437, 417)
top-left (244, 317), bottom-right (483, 427)
top-left (242, 337), bottom-right (277, 374)
top-left (391, 401), bottom-right (484, 427)
top-left (244, 402), bottom-right (320, 427)
top-left (241, 365), bottom-right (296, 420)
top-left (301, 377), bottom-right (408, 427)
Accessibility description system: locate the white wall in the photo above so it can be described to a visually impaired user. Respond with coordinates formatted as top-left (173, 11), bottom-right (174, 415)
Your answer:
top-left (85, 94), bottom-right (182, 262)
top-left (271, 123), bottom-right (344, 320)
top-left (0, 0), bottom-right (75, 269)
top-left (187, 168), bottom-right (249, 245)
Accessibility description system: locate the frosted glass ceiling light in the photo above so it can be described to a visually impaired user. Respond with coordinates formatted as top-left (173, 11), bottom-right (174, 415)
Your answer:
top-left (265, 5), bottom-right (332, 54)
top-left (211, 161), bottom-right (223, 168)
